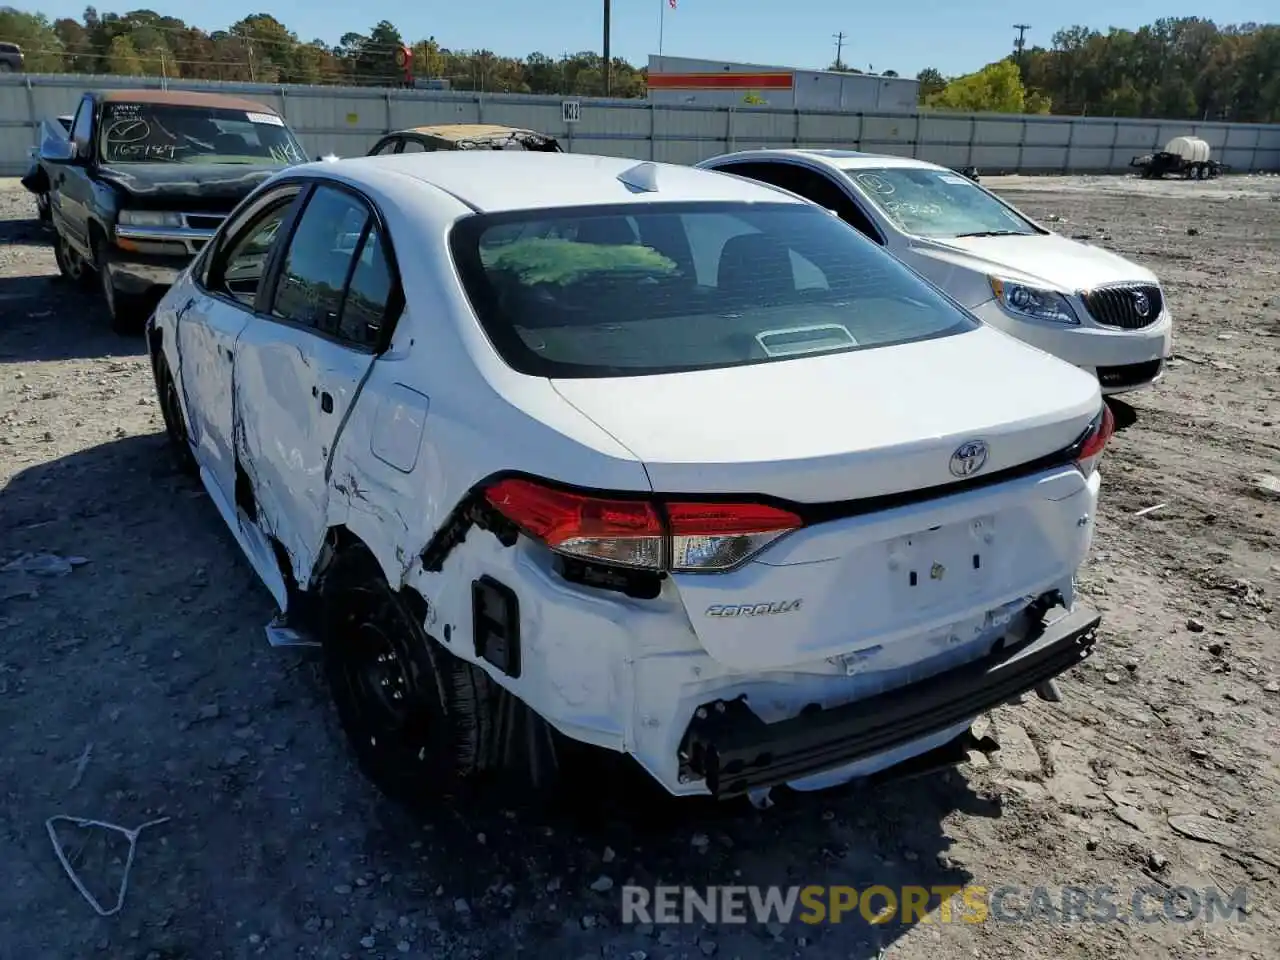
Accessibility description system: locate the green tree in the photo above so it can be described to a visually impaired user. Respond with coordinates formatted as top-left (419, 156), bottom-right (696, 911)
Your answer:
top-left (915, 67), bottom-right (946, 100)
top-left (0, 7), bottom-right (67, 71)
top-left (925, 60), bottom-right (1031, 112)
top-left (13, 8), bottom-right (1280, 121)
top-left (105, 33), bottom-right (142, 75)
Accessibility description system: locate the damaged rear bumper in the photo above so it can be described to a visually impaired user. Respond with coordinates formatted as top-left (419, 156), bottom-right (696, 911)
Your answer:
top-left (678, 602), bottom-right (1101, 799)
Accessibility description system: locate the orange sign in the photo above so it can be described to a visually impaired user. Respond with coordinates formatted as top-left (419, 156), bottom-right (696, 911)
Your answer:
top-left (647, 71), bottom-right (794, 90)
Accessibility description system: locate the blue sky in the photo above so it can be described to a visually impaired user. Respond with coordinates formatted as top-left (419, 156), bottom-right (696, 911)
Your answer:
top-left (36, 0), bottom-right (1277, 77)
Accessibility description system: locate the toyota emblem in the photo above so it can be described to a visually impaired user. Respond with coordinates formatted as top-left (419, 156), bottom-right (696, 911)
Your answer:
top-left (949, 439), bottom-right (989, 478)
top-left (1133, 290), bottom-right (1150, 317)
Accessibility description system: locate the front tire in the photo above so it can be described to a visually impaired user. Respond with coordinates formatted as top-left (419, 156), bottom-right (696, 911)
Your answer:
top-left (53, 229), bottom-right (93, 287)
top-left (94, 235), bottom-right (149, 335)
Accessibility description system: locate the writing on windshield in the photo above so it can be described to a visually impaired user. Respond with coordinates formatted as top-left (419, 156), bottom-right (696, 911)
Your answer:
top-left (100, 102), bottom-right (307, 166)
top-left (845, 167), bottom-right (1038, 239)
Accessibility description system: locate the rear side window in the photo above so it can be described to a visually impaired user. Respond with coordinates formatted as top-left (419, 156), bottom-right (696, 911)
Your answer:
top-left (272, 187), bottom-right (365, 332)
top-left (449, 201), bottom-right (977, 378)
top-left (270, 185), bottom-right (397, 348)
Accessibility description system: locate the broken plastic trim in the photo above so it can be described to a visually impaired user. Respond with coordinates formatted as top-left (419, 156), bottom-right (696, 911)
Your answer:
top-left (678, 598), bottom-right (1101, 799)
top-left (420, 490), bottom-right (519, 573)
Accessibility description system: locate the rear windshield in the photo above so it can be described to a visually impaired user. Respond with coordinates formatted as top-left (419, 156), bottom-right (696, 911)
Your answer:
top-left (98, 101), bottom-right (307, 166)
top-left (450, 201), bottom-right (979, 378)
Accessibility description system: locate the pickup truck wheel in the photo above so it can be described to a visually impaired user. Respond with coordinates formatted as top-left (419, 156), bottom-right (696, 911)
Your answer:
top-left (152, 354), bottom-right (197, 476)
top-left (94, 236), bottom-right (148, 335)
top-left (53, 230), bottom-right (94, 287)
top-left (320, 546), bottom-right (503, 812)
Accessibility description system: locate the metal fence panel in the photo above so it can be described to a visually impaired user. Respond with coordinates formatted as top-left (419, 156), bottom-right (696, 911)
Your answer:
top-left (2, 73), bottom-right (1279, 176)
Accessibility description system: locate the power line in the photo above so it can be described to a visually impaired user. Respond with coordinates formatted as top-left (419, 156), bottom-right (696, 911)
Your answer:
top-left (832, 31), bottom-right (847, 70)
top-left (0, 36), bottom-right (644, 91)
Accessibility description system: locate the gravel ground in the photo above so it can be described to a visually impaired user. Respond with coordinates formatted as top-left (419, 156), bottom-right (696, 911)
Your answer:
top-left (0, 173), bottom-right (1277, 960)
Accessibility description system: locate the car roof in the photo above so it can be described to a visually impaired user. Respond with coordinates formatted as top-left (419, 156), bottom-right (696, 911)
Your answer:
top-left (322, 152), bottom-right (809, 213)
top-left (94, 89), bottom-right (280, 114)
top-left (707, 148), bottom-right (947, 173)
top-left (399, 124), bottom-right (540, 141)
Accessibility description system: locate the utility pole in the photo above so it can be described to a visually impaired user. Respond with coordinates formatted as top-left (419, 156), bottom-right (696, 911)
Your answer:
top-left (1012, 23), bottom-right (1031, 63)
top-left (832, 31), bottom-right (847, 70)
top-left (603, 0), bottom-right (612, 97)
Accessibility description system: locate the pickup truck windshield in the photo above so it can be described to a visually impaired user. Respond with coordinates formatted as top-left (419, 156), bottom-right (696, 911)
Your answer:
top-left (842, 166), bottom-right (1042, 239)
top-left (450, 201), bottom-right (980, 378)
top-left (98, 101), bottom-right (307, 165)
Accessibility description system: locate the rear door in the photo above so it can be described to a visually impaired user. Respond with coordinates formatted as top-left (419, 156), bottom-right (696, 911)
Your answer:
top-left (178, 183), bottom-right (305, 505)
top-left (233, 181), bottom-right (401, 582)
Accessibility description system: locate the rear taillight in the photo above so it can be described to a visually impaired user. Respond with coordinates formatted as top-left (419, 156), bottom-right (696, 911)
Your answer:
top-left (1074, 403), bottom-right (1116, 477)
top-left (483, 478), bottom-right (802, 573)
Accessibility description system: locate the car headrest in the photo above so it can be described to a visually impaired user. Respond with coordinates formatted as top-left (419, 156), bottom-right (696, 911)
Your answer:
top-left (716, 232), bottom-right (793, 297)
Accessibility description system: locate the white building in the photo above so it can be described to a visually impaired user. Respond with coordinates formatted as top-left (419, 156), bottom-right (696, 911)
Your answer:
top-left (646, 56), bottom-right (920, 113)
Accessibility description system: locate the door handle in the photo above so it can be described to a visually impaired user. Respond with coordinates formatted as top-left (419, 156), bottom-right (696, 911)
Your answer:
top-left (319, 390), bottom-right (333, 414)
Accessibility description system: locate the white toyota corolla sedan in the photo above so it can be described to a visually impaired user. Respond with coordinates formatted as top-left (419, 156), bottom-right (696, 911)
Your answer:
top-left (696, 150), bottom-right (1173, 395)
top-left (147, 151), bottom-right (1113, 808)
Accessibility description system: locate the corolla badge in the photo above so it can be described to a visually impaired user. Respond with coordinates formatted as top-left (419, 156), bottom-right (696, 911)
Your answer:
top-left (1132, 289), bottom-right (1151, 317)
top-left (949, 439), bottom-right (989, 478)
top-left (706, 600), bottom-right (802, 618)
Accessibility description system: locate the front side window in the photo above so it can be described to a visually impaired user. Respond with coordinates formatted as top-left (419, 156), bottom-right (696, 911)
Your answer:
top-left (217, 203), bottom-right (292, 306)
top-left (399, 138), bottom-right (428, 153)
top-left (841, 166), bottom-right (1042, 239)
top-left (71, 98), bottom-right (93, 147)
top-left (450, 201), bottom-right (979, 378)
top-left (98, 101), bottom-right (307, 166)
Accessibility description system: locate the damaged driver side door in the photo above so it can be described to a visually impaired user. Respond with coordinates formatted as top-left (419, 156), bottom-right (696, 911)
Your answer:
top-left (232, 181), bottom-right (394, 589)
top-left (182, 184), bottom-right (304, 513)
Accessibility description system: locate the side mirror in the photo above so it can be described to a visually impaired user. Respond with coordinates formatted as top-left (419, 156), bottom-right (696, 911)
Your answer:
top-left (39, 137), bottom-right (79, 164)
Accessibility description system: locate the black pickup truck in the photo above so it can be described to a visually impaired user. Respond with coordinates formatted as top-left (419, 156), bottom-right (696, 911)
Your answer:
top-left (32, 89), bottom-right (310, 332)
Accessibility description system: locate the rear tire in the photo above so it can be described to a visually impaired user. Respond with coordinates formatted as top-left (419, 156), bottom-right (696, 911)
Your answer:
top-left (152, 352), bottom-right (198, 477)
top-left (320, 547), bottom-right (522, 813)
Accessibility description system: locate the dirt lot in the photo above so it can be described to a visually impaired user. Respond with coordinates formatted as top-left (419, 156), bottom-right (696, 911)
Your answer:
top-left (0, 173), bottom-right (1277, 960)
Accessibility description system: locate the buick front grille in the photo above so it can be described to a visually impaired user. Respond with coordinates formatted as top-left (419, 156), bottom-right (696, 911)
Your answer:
top-left (1081, 283), bottom-right (1164, 330)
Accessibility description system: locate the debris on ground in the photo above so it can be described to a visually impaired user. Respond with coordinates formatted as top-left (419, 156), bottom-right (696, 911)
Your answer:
top-left (45, 815), bottom-right (170, 917)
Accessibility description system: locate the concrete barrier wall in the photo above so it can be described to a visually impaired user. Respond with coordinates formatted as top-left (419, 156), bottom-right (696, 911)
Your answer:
top-left (3, 73), bottom-right (1279, 176)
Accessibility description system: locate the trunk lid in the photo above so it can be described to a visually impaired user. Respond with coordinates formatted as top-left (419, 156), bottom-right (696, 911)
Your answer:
top-left (550, 324), bottom-right (1101, 503)
top-left (551, 324), bottom-right (1104, 672)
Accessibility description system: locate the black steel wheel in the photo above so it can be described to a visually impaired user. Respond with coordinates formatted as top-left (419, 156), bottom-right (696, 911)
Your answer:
top-left (153, 353), bottom-right (198, 476)
top-left (53, 229), bottom-right (93, 286)
top-left (320, 547), bottom-right (500, 811)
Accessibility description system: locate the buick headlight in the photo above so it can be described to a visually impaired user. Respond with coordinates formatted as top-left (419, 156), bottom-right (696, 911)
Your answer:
top-left (989, 276), bottom-right (1080, 324)
top-left (118, 210), bottom-right (183, 228)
